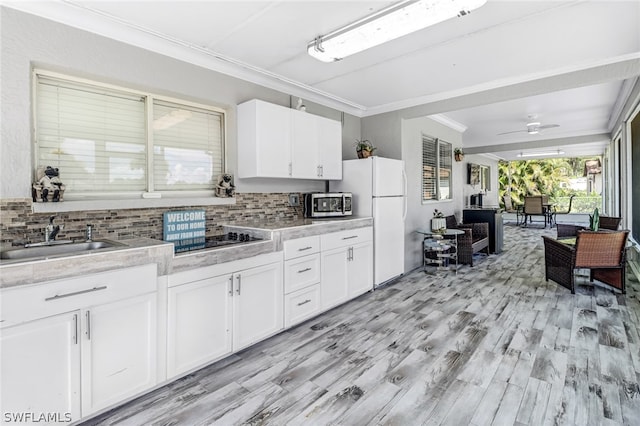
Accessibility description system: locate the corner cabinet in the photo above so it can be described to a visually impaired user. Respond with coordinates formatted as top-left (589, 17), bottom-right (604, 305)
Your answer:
top-left (237, 99), bottom-right (342, 180)
top-left (0, 264), bottom-right (158, 423)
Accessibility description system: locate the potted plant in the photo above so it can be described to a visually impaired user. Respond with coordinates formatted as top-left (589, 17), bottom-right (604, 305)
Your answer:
top-left (454, 148), bottom-right (464, 162)
top-left (354, 139), bottom-right (376, 159)
top-left (431, 209), bottom-right (447, 232)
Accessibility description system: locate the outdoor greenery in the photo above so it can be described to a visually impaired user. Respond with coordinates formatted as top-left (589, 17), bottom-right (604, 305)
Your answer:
top-left (498, 157), bottom-right (602, 213)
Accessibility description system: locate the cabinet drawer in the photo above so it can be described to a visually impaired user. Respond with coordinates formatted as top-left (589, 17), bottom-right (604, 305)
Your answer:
top-left (284, 254), bottom-right (320, 294)
top-left (321, 227), bottom-right (373, 252)
top-left (0, 264), bottom-right (157, 328)
top-left (284, 284), bottom-right (321, 328)
top-left (283, 235), bottom-right (320, 260)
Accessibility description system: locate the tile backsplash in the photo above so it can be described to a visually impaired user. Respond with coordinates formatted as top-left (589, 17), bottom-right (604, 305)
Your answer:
top-left (0, 193), bottom-right (303, 247)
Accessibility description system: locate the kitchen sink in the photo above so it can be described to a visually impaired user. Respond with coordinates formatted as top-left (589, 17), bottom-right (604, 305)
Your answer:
top-left (0, 239), bottom-right (126, 261)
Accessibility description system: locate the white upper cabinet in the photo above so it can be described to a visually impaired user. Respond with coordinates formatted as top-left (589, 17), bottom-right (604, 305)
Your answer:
top-left (237, 99), bottom-right (342, 179)
top-left (237, 99), bottom-right (292, 178)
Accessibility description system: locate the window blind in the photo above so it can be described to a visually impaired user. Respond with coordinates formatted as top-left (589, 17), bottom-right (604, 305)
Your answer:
top-left (36, 76), bottom-right (147, 193)
top-left (422, 135), bottom-right (452, 201)
top-left (35, 72), bottom-right (226, 197)
top-left (153, 100), bottom-right (224, 191)
top-left (422, 135), bottom-right (437, 201)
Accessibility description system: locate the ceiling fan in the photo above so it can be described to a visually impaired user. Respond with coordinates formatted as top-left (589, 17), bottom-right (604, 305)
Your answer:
top-left (498, 117), bottom-right (560, 136)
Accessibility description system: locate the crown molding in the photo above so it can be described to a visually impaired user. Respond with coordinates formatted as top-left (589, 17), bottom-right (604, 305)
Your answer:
top-left (428, 114), bottom-right (468, 133)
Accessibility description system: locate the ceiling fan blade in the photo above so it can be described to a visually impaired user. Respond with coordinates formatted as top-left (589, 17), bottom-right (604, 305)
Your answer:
top-left (497, 129), bottom-right (527, 135)
top-left (538, 124), bottom-right (560, 130)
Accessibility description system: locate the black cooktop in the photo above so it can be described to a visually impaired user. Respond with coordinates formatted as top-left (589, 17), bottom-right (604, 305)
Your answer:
top-left (173, 232), bottom-right (263, 253)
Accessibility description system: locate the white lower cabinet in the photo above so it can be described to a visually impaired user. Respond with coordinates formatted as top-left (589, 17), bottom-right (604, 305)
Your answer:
top-left (166, 253), bottom-right (283, 378)
top-left (0, 264), bottom-right (158, 425)
top-left (284, 283), bottom-right (321, 327)
top-left (320, 227), bottom-right (374, 310)
top-left (167, 275), bottom-right (232, 378)
top-left (81, 293), bottom-right (157, 416)
top-left (232, 262), bottom-right (283, 350)
top-left (0, 312), bottom-right (81, 424)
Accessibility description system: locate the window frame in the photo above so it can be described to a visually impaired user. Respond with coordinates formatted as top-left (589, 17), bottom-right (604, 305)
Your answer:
top-left (32, 69), bottom-right (227, 204)
top-left (421, 134), bottom-right (453, 203)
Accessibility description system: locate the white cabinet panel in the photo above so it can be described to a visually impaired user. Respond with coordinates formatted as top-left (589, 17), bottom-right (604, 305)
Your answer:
top-left (237, 99), bottom-right (292, 178)
top-left (283, 235), bottom-right (320, 260)
top-left (237, 99), bottom-right (341, 180)
top-left (167, 276), bottom-right (232, 378)
top-left (81, 293), bottom-right (157, 415)
top-left (232, 262), bottom-right (283, 351)
top-left (320, 246), bottom-right (350, 310)
top-left (284, 254), bottom-right (320, 294)
top-left (284, 283), bottom-right (321, 327)
top-left (0, 312), bottom-right (81, 424)
top-left (348, 243), bottom-right (374, 298)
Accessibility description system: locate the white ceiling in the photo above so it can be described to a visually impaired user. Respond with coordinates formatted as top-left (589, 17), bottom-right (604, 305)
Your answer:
top-left (5, 0), bottom-right (640, 160)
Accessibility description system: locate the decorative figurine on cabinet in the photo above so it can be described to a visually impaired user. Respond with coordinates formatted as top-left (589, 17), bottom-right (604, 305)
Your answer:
top-left (32, 165), bottom-right (65, 202)
top-left (215, 173), bottom-right (235, 198)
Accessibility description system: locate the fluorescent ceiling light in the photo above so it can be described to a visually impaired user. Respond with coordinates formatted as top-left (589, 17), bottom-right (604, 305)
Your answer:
top-left (517, 150), bottom-right (565, 158)
top-left (307, 0), bottom-right (487, 62)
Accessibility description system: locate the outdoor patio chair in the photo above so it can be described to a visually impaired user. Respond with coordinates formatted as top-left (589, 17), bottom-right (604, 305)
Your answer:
top-left (542, 229), bottom-right (629, 294)
top-left (523, 196), bottom-right (547, 227)
top-left (502, 194), bottom-right (522, 225)
top-left (547, 194), bottom-right (575, 226)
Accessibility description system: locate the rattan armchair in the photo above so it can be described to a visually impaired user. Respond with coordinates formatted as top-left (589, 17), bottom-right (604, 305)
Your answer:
top-left (543, 230), bottom-right (629, 294)
top-left (443, 215), bottom-right (489, 266)
top-left (556, 215), bottom-right (622, 238)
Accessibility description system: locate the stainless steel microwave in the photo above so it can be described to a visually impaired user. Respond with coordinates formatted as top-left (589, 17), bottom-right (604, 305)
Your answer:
top-left (303, 193), bottom-right (353, 218)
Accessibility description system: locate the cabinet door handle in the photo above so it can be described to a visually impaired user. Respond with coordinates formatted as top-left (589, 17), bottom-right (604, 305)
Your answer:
top-left (85, 311), bottom-right (91, 340)
top-left (288, 162), bottom-right (292, 176)
top-left (228, 276), bottom-right (233, 297)
top-left (297, 299), bottom-right (311, 306)
top-left (236, 274), bottom-right (241, 295)
top-left (297, 267), bottom-right (312, 274)
top-left (342, 235), bottom-right (358, 240)
top-left (320, 165), bottom-right (324, 176)
top-left (73, 313), bottom-right (79, 345)
top-left (45, 286), bottom-right (107, 301)
top-left (298, 246), bottom-right (313, 252)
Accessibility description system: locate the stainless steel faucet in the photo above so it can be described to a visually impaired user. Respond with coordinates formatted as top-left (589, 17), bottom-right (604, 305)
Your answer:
top-left (45, 216), bottom-right (62, 242)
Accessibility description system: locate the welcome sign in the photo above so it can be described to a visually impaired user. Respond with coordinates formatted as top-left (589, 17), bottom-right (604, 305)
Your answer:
top-left (163, 210), bottom-right (206, 253)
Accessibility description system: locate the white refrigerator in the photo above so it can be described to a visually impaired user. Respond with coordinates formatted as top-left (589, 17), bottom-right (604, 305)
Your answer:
top-left (331, 157), bottom-right (406, 287)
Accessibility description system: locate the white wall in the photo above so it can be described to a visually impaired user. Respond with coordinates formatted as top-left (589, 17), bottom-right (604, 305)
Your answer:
top-left (400, 117), bottom-right (464, 272)
top-left (460, 154), bottom-right (500, 208)
top-left (0, 7), bottom-right (361, 199)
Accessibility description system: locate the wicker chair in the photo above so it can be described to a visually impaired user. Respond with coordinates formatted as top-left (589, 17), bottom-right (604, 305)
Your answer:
top-left (556, 215), bottom-right (622, 238)
top-left (542, 230), bottom-right (629, 294)
top-left (523, 196), bottom-right (547, 227)
top-left (443, 215), bottom-right (490, 266)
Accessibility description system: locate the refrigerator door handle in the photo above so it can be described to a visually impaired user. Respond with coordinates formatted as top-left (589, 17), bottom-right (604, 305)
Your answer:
top-left (401, 167), bottom-right (408, 221)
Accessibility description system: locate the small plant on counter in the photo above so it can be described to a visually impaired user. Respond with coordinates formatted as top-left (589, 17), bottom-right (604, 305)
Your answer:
top-left (354, 139), bottom-right (376, 159)
top-left (433, 209), bottom-right (444, 218)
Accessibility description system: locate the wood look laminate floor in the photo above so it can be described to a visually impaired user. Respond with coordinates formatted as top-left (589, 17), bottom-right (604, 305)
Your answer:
top-left (85, 225), bottom-right (640, 426)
